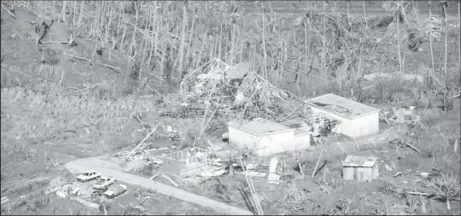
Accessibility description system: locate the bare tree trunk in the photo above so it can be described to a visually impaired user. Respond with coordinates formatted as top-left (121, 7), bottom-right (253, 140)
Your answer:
top-left (261, 7), bottom-right (268, 80)
top-left (441, 1), bottom-right (448, 86)
top-left (347, 1), bottom-right (350, 18)
top-left (429, 1), bottom-right (435, 89)
top-left (413, 1), bottom-right (421, 27)
top-left (78, 1), bottom-right (84, 27)
top-left (177, 1), bottom-right (188, 81)
top-left (322, 2), bottom-right (327, 85)
top-left (459, 1), bottom-right (461, 71)
top-left (240, 14), bottom-right (245, 62)
top-left (396, 6), bottom-right (403, 73)
top-left (218, 18), bottom-right (223, 60)
top-left (363, 1), bottom-right (368, 29)
top-left (72, 1), bottom-right (77, 27)
top-left (61, 1), bottom-right (66, 23)
top-left (304, 16), bottom-right (309, 86)
top-left (184, 6), bottom-right (196, 72)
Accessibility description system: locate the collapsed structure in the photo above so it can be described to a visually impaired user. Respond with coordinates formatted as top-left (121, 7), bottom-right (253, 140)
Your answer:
top-left (159, 147), bottom-right (215, 177)
top-left (115, 57), bottom-right (384, 184)
top-left (179, 58), bottom-right (381, 157)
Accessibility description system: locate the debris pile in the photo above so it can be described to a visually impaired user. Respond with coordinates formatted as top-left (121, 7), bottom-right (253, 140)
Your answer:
top-left (159, 147), bottom-right (216, 177)
top-left (380, 106), bottom-right (426, 131)
top-left (178, 58), bottom-right (289, 120)
top-left (388, 138), bottom-right (420, 152)
top-left (423, 16), bottom-right (445, 40)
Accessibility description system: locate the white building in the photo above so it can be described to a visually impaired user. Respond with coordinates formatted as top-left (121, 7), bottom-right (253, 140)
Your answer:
top-left (305, 93), bottom-right (380, 138)
top-left (227, 118), bottom-right (312, 157)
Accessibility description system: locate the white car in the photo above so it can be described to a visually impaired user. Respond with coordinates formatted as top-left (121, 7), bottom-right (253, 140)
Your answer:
top-left (93, 176), bottom-right (116, 190)
top-left (76, 170), bottom-right (101, 182)
top-left (103, 184), bottom-right (127, 199)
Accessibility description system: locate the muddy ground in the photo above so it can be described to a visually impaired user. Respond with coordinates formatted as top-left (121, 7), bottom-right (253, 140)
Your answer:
top-left (1, 1), bottom-right (460, 215)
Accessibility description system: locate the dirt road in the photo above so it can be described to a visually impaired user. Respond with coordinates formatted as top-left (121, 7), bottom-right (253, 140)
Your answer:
top-left (64, 157), bottom-right (252, 215)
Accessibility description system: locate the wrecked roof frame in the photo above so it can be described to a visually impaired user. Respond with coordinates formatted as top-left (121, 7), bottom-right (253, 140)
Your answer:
top-left (158, 147), bottom-right (214, 177)
top-left (178, 58), bottom-right (291, 122)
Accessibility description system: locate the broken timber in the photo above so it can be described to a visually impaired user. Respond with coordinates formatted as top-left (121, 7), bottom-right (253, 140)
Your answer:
top-left (64, 158), bottom-right (252, 215)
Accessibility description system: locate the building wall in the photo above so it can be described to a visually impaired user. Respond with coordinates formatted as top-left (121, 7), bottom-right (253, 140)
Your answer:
top-left (310, 108), bottom-right (379, 138)
top-left (254, 131), bottom-right (296, 156)
top-left (350, 112), bottom-right (380, 137)
top-left (229, 126), bottom-right (298, 157)
top-left (343, 166), bottom-right (376, 182)
top-left (293, 133), bottom-right (312, 150)
top-left (228, 126), bottom-right (260, 150)
top-left (358, 167), bottom-right (374, 182)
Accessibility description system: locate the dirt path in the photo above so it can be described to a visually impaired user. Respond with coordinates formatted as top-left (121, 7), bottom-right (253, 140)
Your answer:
top-left (64, 157), bottom-right (252, 215)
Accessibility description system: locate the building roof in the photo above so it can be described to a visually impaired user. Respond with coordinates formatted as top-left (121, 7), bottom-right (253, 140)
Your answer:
top-left (281, 117), bottom-right (309, 129)
top-left (228, 118), bottom-right (293, 136)
top-left (305, 93), bottom-right (380, 120)
top-left (342, 155), bottom-right (378, 167)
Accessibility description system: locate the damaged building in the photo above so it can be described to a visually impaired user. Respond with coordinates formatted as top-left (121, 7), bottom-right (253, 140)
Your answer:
top-left (227, 93), bottom-right (380, 156)
top-left (228, 118), bottom-right (312, 157)
top-left (305, 93), bottom-right (380, 138)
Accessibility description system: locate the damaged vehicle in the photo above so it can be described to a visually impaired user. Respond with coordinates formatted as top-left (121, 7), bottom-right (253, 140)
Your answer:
top-left (103, 184), bottom-right (127, 199)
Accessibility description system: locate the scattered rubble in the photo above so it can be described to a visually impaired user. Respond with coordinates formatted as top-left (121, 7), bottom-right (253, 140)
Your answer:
top-left (416, 169), bottom-right (442, 180)
top-left (54, 183), bottom-right (86, 199)
top-left (178, 58), bottom-right (289, 120)
top-left (52, 54), bottom-right (449, 213)
top-left (423, 16), bottom-right (445, 40)
top-left (389, 139), bottom-right (420, 152)
top-left (158, 147), bottom-right (216, 177)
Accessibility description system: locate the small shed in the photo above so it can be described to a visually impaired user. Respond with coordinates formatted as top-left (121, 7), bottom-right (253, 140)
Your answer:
top-left (228, 118), bottom-right (311, 157)
top-left (342, 155), bottom-right (379, 182)
top-left (305, 93), bottom-right (380, 138)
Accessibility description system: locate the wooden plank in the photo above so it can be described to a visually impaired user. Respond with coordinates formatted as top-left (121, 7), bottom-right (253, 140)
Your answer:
top-left (64, 158), bottom-right (252, 215)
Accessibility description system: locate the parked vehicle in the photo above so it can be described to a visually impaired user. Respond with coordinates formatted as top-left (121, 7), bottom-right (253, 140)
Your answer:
top-left (76, 170), bottom-right (101, 182)
top-left (103, 184), bottom-right (127, 198)
top-left (91, 187), bottom-right (108, 198)
top-left (93, 176), bottom-right (116, 190)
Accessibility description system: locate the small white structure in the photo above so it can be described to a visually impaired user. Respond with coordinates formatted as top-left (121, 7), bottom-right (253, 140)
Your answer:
top-left (228, 118), bottom-right (312, 157)
top-left (342, 155), bottom-right (379, 182)
top-left (305, 93), bottom-right (380, 138)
